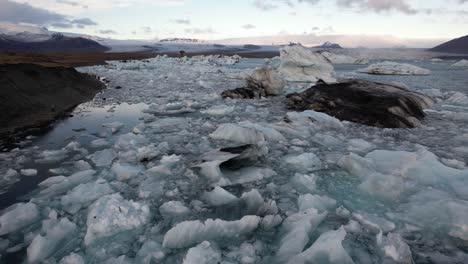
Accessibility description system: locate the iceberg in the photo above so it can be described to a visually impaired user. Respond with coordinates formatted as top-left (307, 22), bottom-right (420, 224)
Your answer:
top-left (201, 186), bottom-right (238, 206)
top-left (163, 215), bottom-right (261, 249)
top-left (27, 217), bottom-right (77, 264)
top-left (321, 52), bottom-right (368, 65)
top-left (111, 162), bottom-right (143, 181)
top-left (289, 226), bottom-right (354, 264)
top-left (20, 169), bottom-right (37, 177)
top-left (88, 149), bottom-right (116, 167)
top-left (159, 201), bottom-right (191, 218)
top-left (279, 44), bottom-right (336, 83)
top-left (358, 61), bottom-right (430, 75)
top-left (276, 208), bottom-right (327, 262)
top-left (183, 241), bottom-right (221, 264)
top-left (284, 153), bottom-right (322, 173)
top-left (60, 179), bottom-right (114, 214)
top-left (452, 59), bottom-right (468, 67)
top-left (0, 202), bottom-right (40, 235)
top-left (209, 124), bottom-right (265, 144)
top-left (59, 253), bottom-right (85, 264)
top-left (84, 194), bottom-right (150, 246)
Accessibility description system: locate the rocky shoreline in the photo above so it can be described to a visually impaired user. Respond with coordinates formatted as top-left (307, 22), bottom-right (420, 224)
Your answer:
top-left (0, 63), bottom-right (105, 141)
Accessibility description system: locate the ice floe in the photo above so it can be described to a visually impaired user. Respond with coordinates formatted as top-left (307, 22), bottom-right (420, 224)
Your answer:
top-left (279, 44), bottom-right (336, 83)
top-left (163, 216), bottom-right (261, 249)
top-left (358, 61), bottom-right (431, 75)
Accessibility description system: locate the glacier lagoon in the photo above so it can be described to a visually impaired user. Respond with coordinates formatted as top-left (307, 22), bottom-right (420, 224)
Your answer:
top-left (0, 55), bottom-right (468, 263)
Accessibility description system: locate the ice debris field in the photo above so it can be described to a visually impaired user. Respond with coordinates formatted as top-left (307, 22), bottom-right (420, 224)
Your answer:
top-left (1, 47), bottom-right (468, 263)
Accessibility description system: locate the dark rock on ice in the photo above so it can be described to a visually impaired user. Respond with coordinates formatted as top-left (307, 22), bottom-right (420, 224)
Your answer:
top-left (286, 79), bottom-right (434, 128)
top-left (222, 68), bottom-right (285, 99)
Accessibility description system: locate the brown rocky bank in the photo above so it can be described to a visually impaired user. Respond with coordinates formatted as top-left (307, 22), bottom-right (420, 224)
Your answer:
top-left (0, 63), bottom-right (105, 137)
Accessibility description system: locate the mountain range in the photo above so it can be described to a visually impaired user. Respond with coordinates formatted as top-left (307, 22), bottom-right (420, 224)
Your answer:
top-left (0, 33), bottom-right (109, 53)
top-left (429, 35), bottom-right (468, 54)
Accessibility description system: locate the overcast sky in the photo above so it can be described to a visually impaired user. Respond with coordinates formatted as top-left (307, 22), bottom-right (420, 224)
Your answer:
top-left (0, 0), bottom-right (467, 42)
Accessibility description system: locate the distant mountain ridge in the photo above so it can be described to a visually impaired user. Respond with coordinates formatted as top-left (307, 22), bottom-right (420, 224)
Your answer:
top-left (313, 41), bottom-right (343, 49)
top-left (430, 35), bottom-right (468, 54)
top-left (0, 33), bottom-right (109, 53)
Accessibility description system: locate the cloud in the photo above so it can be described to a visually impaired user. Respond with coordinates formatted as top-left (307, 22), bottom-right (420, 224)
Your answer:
top-left (72, 18), bottom-right (97, 26)
top-left (141, 26), bottom-right (152, 33)
top-left (172, 19), bottom-right (191, 25)
top-left (252, 0), bottom-right (420, 14)
top-left (337, 0), bottom-right (417, 14)
top-left (0, 0), bottom-right (67, 25)
top-left (243, 24), bottom-right (256, 30)
top-left (253, 0), bottom-right (279, 10)
top-left (0, 0), bottom-right (97, 29)
top-left (184, 27), bottom-right (216, 35)
top-left (97, 29), bottom-right (117, 34)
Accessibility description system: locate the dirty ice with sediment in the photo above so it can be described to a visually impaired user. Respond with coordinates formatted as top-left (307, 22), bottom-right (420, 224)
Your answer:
top-left (1, 45), bottom-right (468, 263)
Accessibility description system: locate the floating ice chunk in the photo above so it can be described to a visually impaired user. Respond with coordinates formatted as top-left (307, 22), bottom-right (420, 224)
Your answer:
top-left (277, 208), bottom-right (327, 262)
top-left (347, 139), bottom-right (375, 154)
top-left (289, 226), bottom-right (354, 264)
top-left (89, 149), bottom-right (116, 167)
top-left (298, 194), bottom-right (337, 212)
top-left (36, 149), bottom-right (69, 164)
top-left (447, 92), bottom-right (468, 105)
top-left (241, 189), bottom-right (278, 216)
top-left (183, 241), bottom-right (221, 264)
top-left (59, 253), bottom-right (85, 264)
top-left (279, 44), bottom-right (336, 83)
top-left (358, 61), bottom-right (430, 75)
top-left (209, 124), bottom-right (265, 144)
top-left (291, 173), bottom-right (317, 194)
top-left (353, 212), bottom-right (395, 233)
top-left (102, 121), bottom-right (124, 134)
top-left (38, 170), bottom-right (96, 198)
top-left (147, 165), bottom-right (172, 177)
top-left (90, 138), bottom-right (109, 148)
top-left (20, 169), bottom-right (37, 177)
top-left (192, 145), bottom-right (262, 184)
top-left (160, 155), bottom-right (181, 167)
top-left (138, 175), bottom-right (165, 199)
top-left (111, 162), bottom-right (143, 181)
top-left (49, 168), bottom-right (69, 175)
top-left (201, 187), bottom-right (238, 206)
top-left (452, 59), bottom-right (468, 67)
top-left (321, 52), bottom-right (368, 65)
top-left (377, 232), bottom-right (413, 264)
top-left (38, 176), bottom-right (66, 188)
top-left (159, 201), bottom-right (191, 218)
top-left (248, 68), bottom-right (286, 96)
top-left (136, 241), bottom-right (165, 264)
top-left (261, 215), bottom-right (283, 231)
top-left (115, 133), bottom-right (149, 151)
top-left (137, 144), bottom-right (164, 162)
top-left (396, 198), bottom-right (468, 241)
top-left (201, 105), bottom-right (235, 116)
top-left (0, 203), bottom-right (40, 235)
top-left (286, 110), bottom-right (344, 130)
top-left (163, 215), bottom-right (261, 249)
top-left (103, 256), bottom-right (132, 264)
top-left (74, 160), bottom-right (92, 171)
top-left (285, 153), bottom-right (322, 173)
top-left (27, 217), bottom-right (77, 264)
top-left (225, 167), bottom-right (276, 185)
top-left (84, 194), bottom-right (150, 246)
top-left (238, 121), bottom-right (286, 142)
top-left (61, 179), bottom-right (114, 214)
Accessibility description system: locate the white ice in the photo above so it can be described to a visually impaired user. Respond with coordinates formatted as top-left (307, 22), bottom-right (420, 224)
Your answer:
top-left (278, 44), bottom-right (336, 83)
top-left (163, 215), bottom-right (261, 249)
top-left (84, 194), bottom-right (150, 246)
top-left (358, 61), bottom-right (431, 75)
